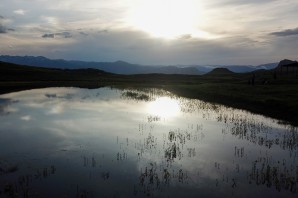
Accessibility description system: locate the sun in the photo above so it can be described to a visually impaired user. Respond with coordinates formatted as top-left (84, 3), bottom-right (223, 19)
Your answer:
top-left (127, 0), bottom-right (202, 39)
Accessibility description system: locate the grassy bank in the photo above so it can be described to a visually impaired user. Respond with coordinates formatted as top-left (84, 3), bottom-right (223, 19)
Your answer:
top-left (164, 83), bottom-right (298, 126)
top-left (1, 61), bottom-right (298, 126)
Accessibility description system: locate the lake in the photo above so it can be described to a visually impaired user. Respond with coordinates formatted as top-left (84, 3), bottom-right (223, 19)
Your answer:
top-left (0, 87), bottom-right (297, 197)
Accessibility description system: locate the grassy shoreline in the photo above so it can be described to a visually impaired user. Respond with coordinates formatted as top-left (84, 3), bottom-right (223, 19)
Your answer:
top-left (164, 84), bottom-right (298, 126)
top-left (1, 61), bottom-right (298, 126)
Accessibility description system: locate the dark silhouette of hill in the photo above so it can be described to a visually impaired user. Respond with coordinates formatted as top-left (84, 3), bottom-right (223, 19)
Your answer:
top-left (277, 59), bottom-right (298, 67)
top-left (206, 68), bottom-right (234, 75)
top-left (0, 61), bottom-right (109, 82)
top-left (274, 59), bottom-right (298, 76)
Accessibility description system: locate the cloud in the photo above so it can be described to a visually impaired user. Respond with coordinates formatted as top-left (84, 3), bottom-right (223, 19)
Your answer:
top-left (42, 33), bottom-right (55, 38)
top-left (14, 9), bottom-right (26, 15)
top-left (0, 15), bottom-right (6, 33)
top-left (21, 115), bottom-right (32, 121)
top-left (270, 27), bottom-right (298, 37)
top-left (56, 32), bottom-right (72, 38)
top-left (98, 29), bottom-right (108, 34)
top-left (0, 24), bottom-right (13, 33)
top-left (1, 0), bottom-right (298, 65)
top-left (0, 24), bottom-right (7, 33)
top-left (0, 15), bottom-right (15, 33)
top-left (229, 0), bottom-right (276, 5)
top-left (42, 32), bottom-right (72, 38)
top-left (80, 32), bottom-right (88, 36)
top-left (208, 0), bottom-right (277, 7)
top-left (179, 34), bottom-right (192, 40)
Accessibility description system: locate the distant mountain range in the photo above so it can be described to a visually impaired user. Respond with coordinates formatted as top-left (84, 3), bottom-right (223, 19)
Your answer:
top-left (0, 55), bottom-right (279, 75)
top-left (0, 55), bottom-right (203, 75)
top-left (194, 62), bottom-right (278, 73)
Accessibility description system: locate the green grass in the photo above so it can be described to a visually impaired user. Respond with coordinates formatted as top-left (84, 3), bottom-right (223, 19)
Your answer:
top-left (1, 61), bottom-right (298, 125)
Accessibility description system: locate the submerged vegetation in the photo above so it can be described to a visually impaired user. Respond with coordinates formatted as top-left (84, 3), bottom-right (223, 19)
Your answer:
top-left (121, 91), bottom-right (151, 101)
top-left (0, 61), bottom-right (298, 125)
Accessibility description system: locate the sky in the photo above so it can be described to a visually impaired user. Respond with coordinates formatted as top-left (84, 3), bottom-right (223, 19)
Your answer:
top-left (0, 0), bottom-right (298, 65)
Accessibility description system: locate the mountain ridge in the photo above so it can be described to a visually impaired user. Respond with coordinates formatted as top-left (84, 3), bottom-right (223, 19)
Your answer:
top-left (0, 55), bottom-right (202, 75)
top-left (0, 55), bottom-right (281, 75)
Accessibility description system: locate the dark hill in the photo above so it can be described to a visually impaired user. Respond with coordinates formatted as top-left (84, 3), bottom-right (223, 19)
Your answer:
top-left (277, 59), bottom-right (298, 67)
top-left (274, 59), bottom-right (298, 75)
top-left (0, 61), bottom-right (109, 82)
top-left (206, 68), bottom-right (234, 75)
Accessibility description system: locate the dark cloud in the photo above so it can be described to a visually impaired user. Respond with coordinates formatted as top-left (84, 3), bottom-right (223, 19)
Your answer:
top-left (80, 32), bottom-right (88, 36)
top-left (64, 32), bottom-right (72, 38)
top-left (42, 33), bottom-right (55, 38)
top-left (42, 32), bottom-right (72, 38)
top-left (0, 24), bottom-right (7, 33)
top-left (270, 28), bottom-right (298, 37)
top-left (56, 32), bottom-right (72, 38)
top-left (179, 34), bottom-right (192, 40)
top-left (0, 15), bottom-right (6, 33)
top-left (0, 24), bottom-right (15, 33)
top-left (0, 16), bottom-right (15, 33)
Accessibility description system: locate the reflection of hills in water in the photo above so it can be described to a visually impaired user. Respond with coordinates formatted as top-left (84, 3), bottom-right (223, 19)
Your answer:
top-left (0, 87), bottom-right (297, 197)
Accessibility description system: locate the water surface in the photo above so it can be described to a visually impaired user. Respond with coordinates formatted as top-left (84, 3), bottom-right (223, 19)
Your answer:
top-left (0, 87), bottom-right (297, 197)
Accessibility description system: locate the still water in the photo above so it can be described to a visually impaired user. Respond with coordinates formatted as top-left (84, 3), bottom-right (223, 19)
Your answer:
top-left (0, 87), bottom-right (297, 197)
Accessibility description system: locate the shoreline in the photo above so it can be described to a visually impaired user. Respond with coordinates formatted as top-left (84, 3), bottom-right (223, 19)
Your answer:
top-left (1, 82), bottom-right (297, 127)
top-left (1, 61), bottom-right (297, 126)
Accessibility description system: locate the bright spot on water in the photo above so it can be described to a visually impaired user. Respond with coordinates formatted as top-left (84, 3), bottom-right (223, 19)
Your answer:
top-left (147, 97), bottom-right (180, 117)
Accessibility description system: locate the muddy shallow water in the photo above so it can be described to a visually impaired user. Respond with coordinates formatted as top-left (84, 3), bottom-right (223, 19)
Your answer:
top-left (0, 87), bottom-right (297, 197)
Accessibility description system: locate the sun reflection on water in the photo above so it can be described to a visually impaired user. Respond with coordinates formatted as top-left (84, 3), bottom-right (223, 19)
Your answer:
top-left (147, 97), bottom-right (180, 118)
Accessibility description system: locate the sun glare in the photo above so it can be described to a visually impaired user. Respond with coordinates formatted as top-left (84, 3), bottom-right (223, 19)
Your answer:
top-left (147, 97), bottom-right (180, 118)
top-left (128, 0), bottom-right (202, 39)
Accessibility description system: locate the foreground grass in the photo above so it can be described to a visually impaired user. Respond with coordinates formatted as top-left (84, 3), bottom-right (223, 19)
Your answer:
top-left (1, 61), bottom-right (298, 126)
